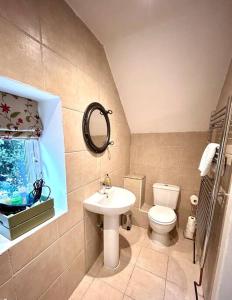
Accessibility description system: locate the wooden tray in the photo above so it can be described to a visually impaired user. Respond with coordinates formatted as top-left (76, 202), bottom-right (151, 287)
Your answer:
top-left (0, 198), bottom-right (54, 240)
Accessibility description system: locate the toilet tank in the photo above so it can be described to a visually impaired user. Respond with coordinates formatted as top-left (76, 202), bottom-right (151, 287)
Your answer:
top-left (153, 183), bottom-right (180, 209)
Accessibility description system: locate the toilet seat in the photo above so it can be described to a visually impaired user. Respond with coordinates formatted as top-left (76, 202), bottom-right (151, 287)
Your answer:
top-left (148, 205), bottom-right (176, 225)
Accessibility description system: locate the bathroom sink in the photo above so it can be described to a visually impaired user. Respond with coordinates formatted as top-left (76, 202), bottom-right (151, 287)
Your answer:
top-left (83, 186), bottom-right (135, 216)
top-left (84, 186), bottom-right (135, 269)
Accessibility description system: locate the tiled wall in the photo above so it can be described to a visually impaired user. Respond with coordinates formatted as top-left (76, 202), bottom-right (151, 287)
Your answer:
top-left (217, 60), bottom-right (232, 110)
top-left (0, 0), bottom-right (130, 299)
top-left (130, 132), bottom-right (208, 228)
top-left (203, 59), bottom-right (232, 300)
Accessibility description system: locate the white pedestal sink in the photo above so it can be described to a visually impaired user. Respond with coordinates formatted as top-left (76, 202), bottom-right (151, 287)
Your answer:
top-left (84, 186), bottom-right (135, 269)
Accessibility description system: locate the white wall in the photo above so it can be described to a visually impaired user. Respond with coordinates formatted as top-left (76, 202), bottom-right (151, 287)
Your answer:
top-left (66, 0), bottom-right (232, 133)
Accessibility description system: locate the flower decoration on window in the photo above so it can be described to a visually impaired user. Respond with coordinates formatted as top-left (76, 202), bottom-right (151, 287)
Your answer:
top-left (0, 92), bottom-right (43, 139)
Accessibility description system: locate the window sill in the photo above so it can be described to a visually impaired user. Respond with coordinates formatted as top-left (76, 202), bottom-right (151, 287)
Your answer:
top-left (0, 208), bottom-right (66, 255)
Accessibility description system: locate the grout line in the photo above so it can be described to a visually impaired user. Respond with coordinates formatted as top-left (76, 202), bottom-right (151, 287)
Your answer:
top-left (135, 264), bottom-right (167, 282)
top-left (58, 218), bottom-right (84, 238)
top-left (163, 255), bottom-right (170, 300)
top-left (79, 277), bottom-right (94, 300)
top-left (123, 234), bottom-right (143, 299)
top-left (11, 219), bottom-right (84, 277)
top-left (62, 105), bottom-right (85, 114)
top-left (0, 14), bottom-right (41, 44)
top-left (38, 249), bottom-right (85, 300)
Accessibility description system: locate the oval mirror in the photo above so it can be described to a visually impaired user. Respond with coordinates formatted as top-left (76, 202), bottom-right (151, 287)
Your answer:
top-left (82, 102), bottom-right (112, 153)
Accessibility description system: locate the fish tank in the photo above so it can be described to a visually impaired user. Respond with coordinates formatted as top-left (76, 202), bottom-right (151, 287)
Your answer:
top-left (0, 139), bottom-right (42, 206)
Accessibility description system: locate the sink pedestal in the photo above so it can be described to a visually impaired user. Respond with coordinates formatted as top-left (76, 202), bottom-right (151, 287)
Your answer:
top-left (103, 215), bottom-right (119, 269)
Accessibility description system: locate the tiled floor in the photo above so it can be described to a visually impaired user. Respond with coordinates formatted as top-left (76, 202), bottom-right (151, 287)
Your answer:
top-left (69, 226), bottom-right (204, 300)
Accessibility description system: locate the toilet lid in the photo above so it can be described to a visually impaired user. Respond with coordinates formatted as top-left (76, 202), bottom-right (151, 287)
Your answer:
top-left (148, 205), bottom-right (176, 224)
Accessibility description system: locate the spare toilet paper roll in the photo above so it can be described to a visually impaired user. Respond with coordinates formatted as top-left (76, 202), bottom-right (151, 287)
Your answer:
top-left (186, 216), bottom-right (196, 232)
top-left (187, 216), bottom-right (196, 225)
top-left (190, 195), bottom-right (198, 206)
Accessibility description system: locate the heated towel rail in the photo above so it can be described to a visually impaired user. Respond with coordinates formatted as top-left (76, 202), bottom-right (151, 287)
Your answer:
top-left (194, 96), bottom-right (232, 298)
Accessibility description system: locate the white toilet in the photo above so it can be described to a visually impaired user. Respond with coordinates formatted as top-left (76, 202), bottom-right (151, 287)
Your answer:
top-left (148, 183), bottom-right (180, 246)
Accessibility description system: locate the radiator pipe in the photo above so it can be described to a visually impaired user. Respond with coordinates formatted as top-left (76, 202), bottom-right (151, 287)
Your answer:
top-left (194, 267), bottom-right (204, 300)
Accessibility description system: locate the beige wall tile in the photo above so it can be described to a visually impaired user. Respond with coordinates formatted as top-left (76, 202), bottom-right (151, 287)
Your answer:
top-left (217, 59), bottom-right (232, 110)
top-left (76, 69), bottom-right (100, 113)
top-left (65, 151), bottom-right (100, 192)
top-left (58, 189), bottom-right (84, 236)
top-left (0, 251), bottom-right (12, 286)
top-left (62, 108), bottom-right (86, 152)
top-left (131, 207), bottom-right (149, 229)
top-left (61, 250), bottom-right (86, 299)
top-left (84, 210), bottom-right (101, 244)
top-left (85, 238), bottom-right (102, 272)
top-left (39, 0), bottom-right (85, 66)
top-left (0, 279), bottom-right (16, 300)
top-left (177, 190), bottom-right (194, 228)
top-left (109, 168), bottom-right (126, 187)
top-left (59, 221), bottom-right (84, 271)
top-left (124, 178), bottom-right (144, 208)
top-left (0, 17), bottom-right (43, 88)
top-left (9, 221), bottom-right (59, 273)
top-left (101, 146), bottom-right (127, 176)
top-left (13, 241), bottom-right (63, 300)
top-left (79, 25), bottom-right (102, 82)
top-left (42, 47), bottom-right (79, 110)
top-left (0, 0), bottom-right (40, 41)
top-left (39, 277), bottom-right (64, 300)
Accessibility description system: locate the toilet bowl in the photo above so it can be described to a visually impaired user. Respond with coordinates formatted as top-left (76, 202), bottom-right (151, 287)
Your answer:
top-left (148, 183), bottom-right (180, 246)
top-left (148, 205), bottom-right (177, 245)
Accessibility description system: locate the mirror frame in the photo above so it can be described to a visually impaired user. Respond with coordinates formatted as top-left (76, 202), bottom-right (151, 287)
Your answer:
top-left (82, 102), bottom-right (112, 153)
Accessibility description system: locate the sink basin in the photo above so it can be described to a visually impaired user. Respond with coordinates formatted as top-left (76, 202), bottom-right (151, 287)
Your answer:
top-left (84, 186), bottom-right (135, 216)
top-left (84, 186), bottom-right (135, 269)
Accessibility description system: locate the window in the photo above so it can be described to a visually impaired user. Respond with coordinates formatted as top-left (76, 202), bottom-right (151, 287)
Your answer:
top-left (0, 139), bottom-right (42, 202)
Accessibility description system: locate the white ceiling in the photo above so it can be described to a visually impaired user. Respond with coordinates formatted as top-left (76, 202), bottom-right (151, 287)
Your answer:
top-left (66, 0), bottom-right (232, 133)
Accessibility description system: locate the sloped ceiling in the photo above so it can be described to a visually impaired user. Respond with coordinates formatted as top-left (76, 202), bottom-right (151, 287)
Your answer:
top-left (66, 0), bottom-right (232, 133)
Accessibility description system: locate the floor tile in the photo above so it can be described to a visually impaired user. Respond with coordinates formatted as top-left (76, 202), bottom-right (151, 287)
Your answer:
top-left (69, 275), bottom-right (93, 300)
top-left (167, 254), bottom-right (199, 300)
top-left (165, 280), bottom-right (203, 300)
top-left (69, 225), bottom-right (199, 300)
top-left (164, 280), bottom-right (186, 300)
top-left (119, 226), bottom-right (146, 246)
top-left (123, 296), bottom-right (133, 300)
top-left (120, 242), bottom-right (142, 264)
top-left (142, 228), bottom-right (193, 262)
top-left (97, 259), bottom-right (135, 293)
top-left (136, 247), bottom-right (168, 278)
top-left (87, 253), bottom-right (104, 277)
top-left (125, 266), bottom-right (165, 300)
top-left (83, 279), bottom-right (124, 300)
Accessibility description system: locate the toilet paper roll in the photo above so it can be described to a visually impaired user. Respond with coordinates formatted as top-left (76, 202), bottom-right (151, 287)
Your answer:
top-left (190, 195), bottom-right (198, 206)
top-left (184, 229), bottom-right (194, 239)
top-left (186, 216), bottom-right (196, 233)
top-left (187, 216), bottom-right (196, 225)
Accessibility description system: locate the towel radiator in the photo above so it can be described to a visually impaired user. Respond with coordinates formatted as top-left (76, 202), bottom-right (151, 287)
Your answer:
top-left (194, 96), bottom-right (232, 298)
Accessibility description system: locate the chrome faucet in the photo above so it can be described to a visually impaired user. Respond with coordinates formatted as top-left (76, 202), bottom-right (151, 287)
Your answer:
top-left (99, 174), bottom-right (112, 194)
top-left (99, 181), bottom-right (107, 194)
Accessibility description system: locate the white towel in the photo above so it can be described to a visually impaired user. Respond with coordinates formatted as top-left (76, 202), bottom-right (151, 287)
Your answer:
top-left (198, 143), bottom-right (219, 176)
